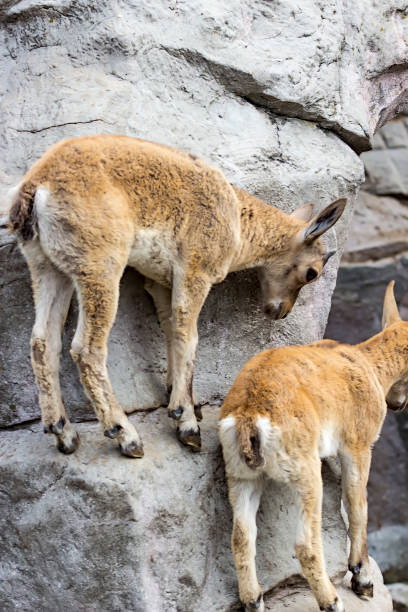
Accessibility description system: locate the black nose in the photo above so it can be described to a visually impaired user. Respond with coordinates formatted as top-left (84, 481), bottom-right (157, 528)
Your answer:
top-left (264, 303), bottom-right (283, 320)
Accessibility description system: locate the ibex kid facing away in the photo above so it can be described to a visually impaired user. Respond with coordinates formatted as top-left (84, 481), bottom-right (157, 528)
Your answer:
top-left (219, 281), bottom-right (408, 611)
top-left (8, 135), bottom-right (346, 457)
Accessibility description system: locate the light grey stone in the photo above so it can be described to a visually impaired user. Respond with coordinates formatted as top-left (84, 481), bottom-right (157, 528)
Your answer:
top-left (362, 149), bottom-right (407, 196)
top-left (387, 582), bottom-right (408, 611)
top-left (342, 192), bottom-right (408, 263)
top-left (381, 121), bottom-right (408, 149)
top-left (265, 558), bottom-right (392, 611)
top-left (371, 132), bottom-right (387, 150)
top-left (368, 525), bottom-right (408, 583)
top-left (0, 409), bottom-right (347, 612)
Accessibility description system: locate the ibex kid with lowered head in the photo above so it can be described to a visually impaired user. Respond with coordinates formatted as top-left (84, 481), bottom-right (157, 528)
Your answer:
top-left (8, 134), bottom-right (346, 457)
top-left (219, 281), bottom-right (408, 611)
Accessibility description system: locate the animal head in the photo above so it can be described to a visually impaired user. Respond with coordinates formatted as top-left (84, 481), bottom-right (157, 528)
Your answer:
top-left (259, 198), bottom-right (347, 320)
top-left (382, 280), bottom-right (408, 412)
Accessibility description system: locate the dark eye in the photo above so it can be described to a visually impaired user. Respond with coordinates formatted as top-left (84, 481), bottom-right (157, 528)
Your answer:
top-left (306, 267), bottom-right (318, 282)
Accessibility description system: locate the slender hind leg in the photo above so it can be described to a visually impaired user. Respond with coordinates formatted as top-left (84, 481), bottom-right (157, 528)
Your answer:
top-left (71, 269), bottom-right (144, 458)
top-left (228, 476), bottom-right (264, 611)
top-left (292, 456), bottom-right (344, 611)
top-left (23, 242), bottom-right (79, 454)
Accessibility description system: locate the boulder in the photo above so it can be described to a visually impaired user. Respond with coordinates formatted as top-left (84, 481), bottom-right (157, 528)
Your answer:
top-left (265, 558), bottom-right (392, 612)
top-left (367, 525), bottom-right (408, 584)
top-left (387, 582), bottom-right (408, 611)
top-left (362, 115), bottom-right (408, 196)
top-left (0, 408), bottom-right (347, 612)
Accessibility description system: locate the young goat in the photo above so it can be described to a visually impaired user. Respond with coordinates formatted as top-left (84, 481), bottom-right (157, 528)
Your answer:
top-left (219, 281), bottom-right (408, 611)
top-left (8, 134), bottom-right (345, 457)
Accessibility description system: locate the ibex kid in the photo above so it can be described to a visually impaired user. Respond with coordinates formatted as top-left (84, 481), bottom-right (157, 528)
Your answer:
top-left (8, 134), bottom-right (346, 457)
top-left (219, 281), bottom-right (408, 611)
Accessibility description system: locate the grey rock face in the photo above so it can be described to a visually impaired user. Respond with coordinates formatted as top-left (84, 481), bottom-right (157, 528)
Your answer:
top-left (387, 582), bottom-right (408, 612)
top-left (1, 2), bottom-right (406, 609)
top-left (0, 409), bottom-right (347, 612)
top-left (368, 526), bottom-right (408, 583)
top-left (362, 115), bottom-right (408, 196)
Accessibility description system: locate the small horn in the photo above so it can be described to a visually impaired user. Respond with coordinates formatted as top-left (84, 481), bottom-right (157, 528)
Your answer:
top-left (382, 280), bottom-right (400, 329)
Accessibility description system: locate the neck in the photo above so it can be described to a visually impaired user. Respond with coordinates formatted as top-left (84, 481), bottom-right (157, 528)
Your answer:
top-left (358, 325), bottom-right (408, 394)
top-left (229, 187), bottom-right (302, 272)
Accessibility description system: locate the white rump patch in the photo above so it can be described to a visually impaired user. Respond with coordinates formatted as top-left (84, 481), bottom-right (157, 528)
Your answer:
top-left (34, 187), bottom-right (50, 215)
top-left (218, 415), bottom-right (236, 446)
top-left (256, 416), bottom-right (272, 448)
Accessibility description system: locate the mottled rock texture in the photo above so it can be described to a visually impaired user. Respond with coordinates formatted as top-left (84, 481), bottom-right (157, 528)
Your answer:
top-left (1, 1), bottom-right (408, 609)
top-left (0, 410), bottom-right (347, 612)
top-left (363, 114), bottom-right (408, 196)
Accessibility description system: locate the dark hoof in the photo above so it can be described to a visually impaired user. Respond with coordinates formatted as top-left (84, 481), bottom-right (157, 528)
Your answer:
top-left (320, 597), bottom-right (341, 611)
top-left (194, 404), bottom-right (203, 422)
top-left (119, 439), bottom-right (144, 458)
top-left (246, 594), bottom-right (263, 609)
top-left (57, 431), bottom-right (80, 455)
top-left (177, 426), bottom-right (201, 452)
top-left (168, 406), bottom-right (183, 420)
top-left (351, 575), bottom-right (373, 599)
top-left (44, 416), bottom-right (66, 435)
top-left (104, 424), bottom-right (123, 439)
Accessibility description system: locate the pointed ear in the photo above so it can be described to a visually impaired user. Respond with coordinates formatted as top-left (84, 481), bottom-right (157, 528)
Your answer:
top-left (290, 202), bottom-right (314, 222)
top-left (382, 280), bottom-right (400, 329)
top-left (303, 198), bottom-right (347, 243)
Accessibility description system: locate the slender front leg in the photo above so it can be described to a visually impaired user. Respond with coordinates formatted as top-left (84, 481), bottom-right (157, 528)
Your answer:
top-left (167, 270), bottom-right (211, 450)
top-left (340, 448), bottom-right (373, 599)
top-left (292, 458), bottom-right (344, 612)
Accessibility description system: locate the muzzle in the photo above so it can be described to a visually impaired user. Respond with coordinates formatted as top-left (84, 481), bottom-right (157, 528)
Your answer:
top-left (263, 302), bottom-right (292, 320)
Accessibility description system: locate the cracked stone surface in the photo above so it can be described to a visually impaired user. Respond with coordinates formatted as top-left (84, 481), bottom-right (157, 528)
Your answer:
top-left (0, 408), bottom-right (347, 611)
top-left (0, 2), bottom-right (405, 609)
top-left (362, 114), bottom-right (408, 196)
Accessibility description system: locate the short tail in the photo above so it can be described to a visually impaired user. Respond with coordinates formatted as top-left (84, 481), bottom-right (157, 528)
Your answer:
top-left (235, 416), bottom-right (265, 469)
top-left (7, 181), bottom-right (38, 241)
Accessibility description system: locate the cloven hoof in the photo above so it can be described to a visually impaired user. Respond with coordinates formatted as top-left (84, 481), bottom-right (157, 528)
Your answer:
top-left (177, 426), bottom-right (201, 452)
top-left (351, 575), bottom-right (374, 599)
top-left (56, 430), bottom-right (80, 455)
top-left (245, 594), bottom-right (264, 611)
top-left (119, 439), bottom-right (144, 459)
